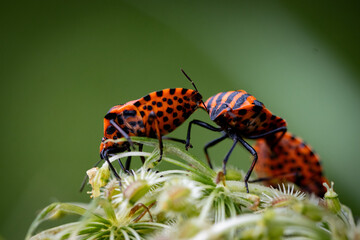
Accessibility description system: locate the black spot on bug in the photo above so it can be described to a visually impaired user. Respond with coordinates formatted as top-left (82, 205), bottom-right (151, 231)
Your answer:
top-left (162, 97), bottom-right (167, 101)
top-left (173, 112), bottom-right (178, 118)
top-left (184, 103), bottom-right (191, 109)
top-left (143, 105), bottom-right (147, 110)
top-left (182, 112), bottom-right (189, 118)
top-left (173, 118), bottom-right (180, 126)
top-left (164, 124), bottom-right (171, 130)
top-left (157, 102), bottom-right (162, 107)
top-left (137, 121), bottom-right (144, 127)
top-left (252, 105), bottom-right (262, 112)
top-left (144, 95), bottom-right (151, 101)
top-left (277, 163), bottom-right (283, 169)
top-left (276, 118), bottom-right (283, 122)
top-left (147, 105), bottom-right (153, 111)
top-left (233, 117), bottom-right (242, 122)
top-left (169, 88), bottom-right (176, 95)
top-left (128, 121), bottom-right (137, 127)
top-left (270, 115), bottom-right (276, 120)
top-left (241, 119), bottom-right (249, 126)
top-left (116, 132), bottom-right (122, 138)
top-left (259, 113), bottom-right (267, 122)
top-left (157, 111), bottom-right (164, 118)
top-left (156, 91), bottom-right (163, 97)
top-left (167, 99), bottom-right (173, 105)
top-left (122, 126), bottom-right (130, 134)
top-left (181, 89), bottom-right (188, 95)
top-left (136, 129), bottom-right (142, 135)
top-left (163, 116), bottom-right (169, 122)
top-left (166, 107), bottom-right (173, 113)
top-left (106, 126), bottom-right (116, 135)
top-left (176, 105), bottom-right (182, 111)
top-left (251, 112), bottom-right (260, 119)
top-left (152, 101), bottom-right (156, 105)
top-left (117, 115), bottom-right (124, 125)
top-left (183, 96), bottom-right (189, 101)
top-left (178, 98), bottom-right (183, 103)
top-left (173, 96), bottom-right (178, 100)
top-left (262, 123), bottom-right (268, 128)
top-left (123, 110), bottom-right (136, 118)
top-left (140, 111), bottom-right (145, 117)
top-left (238, 109), bottom-right (247, 115)
top-left (134, 101), bottom-right (141, 107)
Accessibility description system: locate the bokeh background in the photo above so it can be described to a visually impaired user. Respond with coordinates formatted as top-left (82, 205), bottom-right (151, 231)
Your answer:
top-left (1, 1), bottom-right (360, 239)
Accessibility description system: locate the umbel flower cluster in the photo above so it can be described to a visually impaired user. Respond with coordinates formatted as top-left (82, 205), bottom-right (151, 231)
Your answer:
top-left (27, 137), bottom-right (359, 240)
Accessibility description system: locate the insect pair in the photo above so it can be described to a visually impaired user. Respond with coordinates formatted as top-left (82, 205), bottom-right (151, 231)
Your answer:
top-left (96, 69), bottom-right (327, 196)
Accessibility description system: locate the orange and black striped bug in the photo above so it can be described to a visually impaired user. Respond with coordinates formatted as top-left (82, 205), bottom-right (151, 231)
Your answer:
top-left (185, 90), bottom-right (287, 193)
top-left (98, 69), bottom-right (206, 182)
top-left (253, 131), bottom-right (329, 197)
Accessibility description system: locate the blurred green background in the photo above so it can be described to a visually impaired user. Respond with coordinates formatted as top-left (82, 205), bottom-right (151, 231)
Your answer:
top-left (1, 1), bottom-right (360, 239)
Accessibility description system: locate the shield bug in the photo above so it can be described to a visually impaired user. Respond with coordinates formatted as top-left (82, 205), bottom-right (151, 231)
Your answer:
top-left (100, 69), bottom-right (205, 181)
top-left (185, 90), bottom-right (287, 192)
top-left (253, 131), bottom-right (329, 196)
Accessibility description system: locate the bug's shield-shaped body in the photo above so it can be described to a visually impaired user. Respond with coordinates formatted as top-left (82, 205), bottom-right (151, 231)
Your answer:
top-left (100, 88), bottom-right (202, 156)
top-left (203, 90), bottom-right (286, 137)
top-left (254, 132), bottom-right (329, 196)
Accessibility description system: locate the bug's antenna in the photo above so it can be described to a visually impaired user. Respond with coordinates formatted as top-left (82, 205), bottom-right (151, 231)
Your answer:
top-left (180, 68), bottom-right (208, 112)
top-left (181, 68), bottom-right (199, 92)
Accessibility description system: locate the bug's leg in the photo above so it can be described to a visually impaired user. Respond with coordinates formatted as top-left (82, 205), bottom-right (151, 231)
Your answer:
top-left (270, 127), bottom-right (287, 149)
top-left (162, 136), bottom-right (193, 148)
top-left (247, 126), bottom-right (287, 148)
top-left (79, 158), bottom-right (103, 192)
top-left (147, 111), bottom-right (163, 162)
top-left (125, 148), bottom-right (132, 172)
top-left (155, 125), bottom-right (163, 162)
top-left (138, 144), bottom-right (146, 164)
top-left (109, 119), bottom-right (135, 149)
top-left (204, 133), bottom-right (228, 169)
top-left (185, 119), bottom-right (222, 150)
top-left (222, 138), bottom-right (238, 175)
top-left (101, 151), bottom-right (122, 189)
top-left (237, 136), bottom-right (258, 193)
